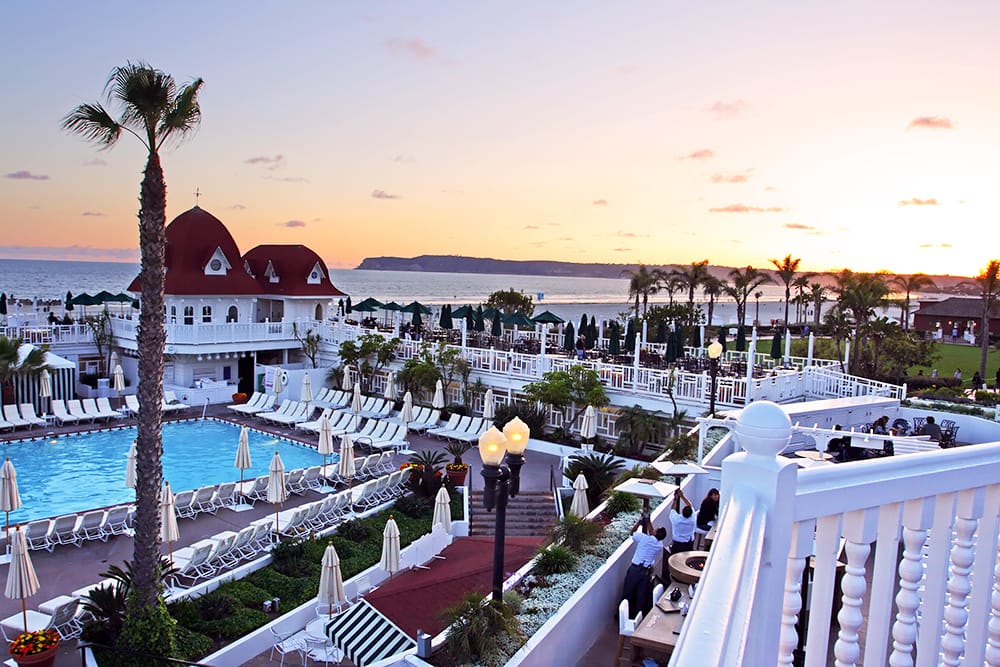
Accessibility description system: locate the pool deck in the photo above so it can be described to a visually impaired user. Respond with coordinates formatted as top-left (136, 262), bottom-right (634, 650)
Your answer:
top-left (0, 404), bottom-right (565, 666)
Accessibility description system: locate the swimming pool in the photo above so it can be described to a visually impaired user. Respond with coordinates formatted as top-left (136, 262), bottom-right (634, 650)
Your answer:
top-left (1, 419), bottom-right (333, 524)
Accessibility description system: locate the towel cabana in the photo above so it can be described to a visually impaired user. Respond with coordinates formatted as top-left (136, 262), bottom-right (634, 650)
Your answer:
top-left (325, 599), bottom-right (416, 667)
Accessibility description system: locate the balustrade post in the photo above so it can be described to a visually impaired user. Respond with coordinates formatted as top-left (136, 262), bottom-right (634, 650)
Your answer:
top-left (719, 401), bottom-right (798, 665)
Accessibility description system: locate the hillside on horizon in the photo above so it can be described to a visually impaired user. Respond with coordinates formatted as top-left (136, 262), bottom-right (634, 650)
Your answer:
top-left (355, 254), bottom-right (973, 291)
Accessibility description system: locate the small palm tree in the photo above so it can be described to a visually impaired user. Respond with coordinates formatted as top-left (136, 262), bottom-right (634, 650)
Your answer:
top-left (809, 282), bottom-right (830, 327)
top-left (769, 254), bottom-right (803, 330)
top-left (725, 266), bottom-right (772, 328)
top-left (702, 276), bottom-right (726, 327)
top-left (0, 335), bottom-right (47, 404)
top-left (889, 274), bottom-right (936, 331)
top-left (63, 62), bottom-right (203, 647)
top-left (564, 452), bottom-right (625, 507)
top-left (614, 404), bottom-right (663, 457)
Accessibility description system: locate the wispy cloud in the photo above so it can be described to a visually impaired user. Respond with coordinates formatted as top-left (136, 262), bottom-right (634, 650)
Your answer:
top-left (265, 175), bottom-right (308, 183)
top-left (680, 149), bottom-right (715, 160)
top-left (612, 247), bottom-right (632, 252)
top-left (908, 116), bottom-right (953, 130)
top-left (522, 225), bottom-right (540, 230)
top-left (592, 199), bottom-right (608, 206)
top-left (709, 204), bottom-right (785, 213)
top-left (6, 170), bottom-right (49, 180)
top-left (387, 37), bottom-right (435, 60)
top-left (707, 100), bottom-right (748, 118)
top-left (81, 211), bottom-right (105, 217)
top-left (710, 172), bottom-right (750, 184)
top-left (392, 154), bottom-right (416, 164)
top-left (559, 237), bottom-right (574, 241)
top-left (280, 220), bottom-right (306, 228)
top-left (441, 189), bottom-right (468, 196)
top-left (764, 186), bottom-right (777, 192)
top-left (898, 197), bottom-right (940, 207)
top-left (82, 158), bottom-right (106, 167)
top-left (245, 155), bottom-right (285, 170)
top-left (372, 189), bottom-right (400, 200)
top-left (615, 230), bottom-right (650, 238)
top-left (229, 204), bottom-right (247, 210)
top-left (784, 223), bottom-right (815, 230)
top-left (0, 244), bottom-right (138, 261)
top-left (919, 243), bottom-right (953, 249)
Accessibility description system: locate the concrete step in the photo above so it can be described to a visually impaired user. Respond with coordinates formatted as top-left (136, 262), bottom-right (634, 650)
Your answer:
top-left (468, 491), bottom-right (558, 537)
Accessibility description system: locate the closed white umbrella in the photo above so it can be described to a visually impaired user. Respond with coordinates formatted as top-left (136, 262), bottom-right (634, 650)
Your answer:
top-left (400, 391), bottom-right (414, 426)
top-left (273, 367), bottom-right (285, 396)
top-left (234, 427), bottom-right (252, 485)
top-left (351, 383), bottom-right (363, 431)
top-left (570, 473), bottom-right (590, 517)
top-left (300, 373), bottom-right (314, 408)
top-left (110, 351), bottom-right (119, 373)
top-left (342, 365), bottom-right (353, 391)
top-left (125, 441), bottom-right (137, 489)
top-left (338, 435), bottom-right (356, 487)
top-left (384, 371), bottom-right (397, 401)
top-left (4, 526), bottom-right (39, 633)
top-left (1, 457), bottom-right (22, 551)
top-left (113, 364), bottom-right (126, 409)
top-left (318, 541), bottom-right (346, 618)
top-left (432, 485), bottom-right (452, 533)
top-left (482, 388), bottom-right (495, 421)
top-left (39, 369), bottom-right (51, 415)
top-left (580, 405), bottom-right (597, 440)
top-left (432, 379), bottom-right (445, 409)
top-left (267, 451), bottom-right (287, 537)
top-left (379, 515), bottom-right (401, 578)
top-left (318, 415), bottom-right (335, 480)
top-left (160, 481), bottom-right (180, 562)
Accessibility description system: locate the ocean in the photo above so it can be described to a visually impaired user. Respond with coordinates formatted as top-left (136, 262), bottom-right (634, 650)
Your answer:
top-left (0, 258), bottom-right (838, 326)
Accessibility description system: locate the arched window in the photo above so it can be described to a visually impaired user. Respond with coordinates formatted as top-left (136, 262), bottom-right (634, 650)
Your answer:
top-left (227, 305), bottom-right (238, 323)
top-left (183, 306), bottom-right (194, 325)
top-left (314, 304), bottom-right (323, 321)
top-left (170, 305), bottom-right (177, 323)
top-left (202, 305), bottom-right (212, 323)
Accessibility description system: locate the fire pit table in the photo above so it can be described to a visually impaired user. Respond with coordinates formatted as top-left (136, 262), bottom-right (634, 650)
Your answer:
top-left (667, 550), bottom-right (710, 585)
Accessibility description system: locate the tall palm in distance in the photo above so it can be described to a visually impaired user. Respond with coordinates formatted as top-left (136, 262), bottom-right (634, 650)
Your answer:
top-left (621, 265), bottom-right (664, 319)
top-left (702, 275), bottom-right (727, 327)
top-left (725, 266), bottom-right (772, 329)
top-left (832, 270), bottom-right (890, 374)
top-left (63, 62), bottom-right (203, 651)
top-left (972, 260), bottom-right (1000, 380)
top-left (809, 282), bottom-right (830, 327)
top-left (769, 254), bottom-right (803, 330)
top-left (889, 274), bottom-right (935, 331)
top-left (792, 273), bottom-right (815, 324)
top-left (672, 260), bottom-right (711, 309)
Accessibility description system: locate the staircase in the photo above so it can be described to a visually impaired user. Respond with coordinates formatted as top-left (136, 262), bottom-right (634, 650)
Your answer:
top-left (468, 490), bottom-right (558, 537)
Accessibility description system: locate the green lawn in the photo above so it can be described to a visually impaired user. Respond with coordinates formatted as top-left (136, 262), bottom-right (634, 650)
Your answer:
top-left (911, 342), bottom-right (1000, 386)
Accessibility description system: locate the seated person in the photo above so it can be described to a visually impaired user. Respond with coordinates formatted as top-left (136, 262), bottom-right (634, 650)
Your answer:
top-left (919, 415), bottom-right (942, 442)
top-left (825, 425), bottom-right (851, 462)
top-left (696, 488), bottom-right (720, 532)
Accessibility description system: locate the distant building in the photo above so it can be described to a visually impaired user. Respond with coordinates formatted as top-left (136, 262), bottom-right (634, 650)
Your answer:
top-left (911, 297), bottom-right (1000, 339)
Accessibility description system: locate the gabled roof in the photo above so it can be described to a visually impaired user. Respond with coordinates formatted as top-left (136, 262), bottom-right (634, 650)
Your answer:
top-left (127, 206), bottom-right (260, 295)
top-left (913, 297), bottom-right (1000, 319)
top-left (242, 244), bottom-right (346, 297)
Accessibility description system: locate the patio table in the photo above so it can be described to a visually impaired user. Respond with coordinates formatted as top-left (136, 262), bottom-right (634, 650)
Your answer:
top-left (630, 586), bottom-right (692, 661)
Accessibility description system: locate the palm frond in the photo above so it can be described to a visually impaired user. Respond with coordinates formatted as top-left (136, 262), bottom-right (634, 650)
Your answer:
top-left (105, 62), bottom-right (174, 145)
top-left (157, 77), bottom-right (204, 149)
top-left (60, 103), bottom-right (121, 148)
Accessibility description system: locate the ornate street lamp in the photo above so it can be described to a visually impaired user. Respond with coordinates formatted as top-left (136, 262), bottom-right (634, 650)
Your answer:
top-left (707, 340), bottom-right (723, 416)
top-left (478, 416), bottom-right (530, 604)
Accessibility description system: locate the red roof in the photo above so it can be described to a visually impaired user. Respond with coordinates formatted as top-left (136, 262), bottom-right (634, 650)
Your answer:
top-left (243, 244), bottom-right (346, 297)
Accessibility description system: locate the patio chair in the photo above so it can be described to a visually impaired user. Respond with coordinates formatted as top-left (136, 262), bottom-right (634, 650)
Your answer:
top-left (67, 399), bottom-right (90, 423)
top-left (228, 391), bottom-right (263, 413)
top-left (100, 505), bottom-right (132, 539)
top-left (50, 514), bottom-right (82, 548)
top-left (243, 476), bottom-right (270, 503)
top-left (171, 540), bottom-right (216, 586)
top-left (241, 394), bottom-right (276, 415)
top-left (304, 634), bottom-right (343, 666)
top-left (75, 509), bottom-right (107, 542)
top-left (215, 482), bottom-right (239, 511)
top-left (173, 490), bottom-right (197, 519)
top-left (24, 519), bottom-right (53, 551)
top-left (269, 626), bottom-right (307, 667)
top-left (191, 486), bottom-right (219, 515)
top-left (52, 399), bottom-right (79, 425)
top-left (95, 397), bottom-right (122, 420)
top-left (81, 398), bottom-right (110, 422)
top-left (2, 404), bottom-right (30, 429)
top-left (615, 599), bottom-right (644, 667)
top-left (18, 403), bottom-right (46, 428)
top-left (124, 394), bottom-right (141, 416)
top-left (37, 595), bottom-right (83, 639)
top-left (284, 469), bottom-right (307, 495)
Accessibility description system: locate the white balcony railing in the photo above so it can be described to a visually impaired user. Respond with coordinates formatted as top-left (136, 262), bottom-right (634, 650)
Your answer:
top-left (674, 401), bottom-right (1000, 666)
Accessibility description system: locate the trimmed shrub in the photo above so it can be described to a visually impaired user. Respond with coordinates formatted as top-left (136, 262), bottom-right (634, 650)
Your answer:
top-left (173, 627), bottom-right (214, 663)
top-left (535, 545), bottom-right (577, 575)
top-left (605, 491), bottom-right (640, 517)
top-left (336, 519), bottom-right (373, 542)
top-left (551, 514), bottom-right (603, 554)
top-left (202, 607), bottom-right (269, 640)
top-left (394, 494), bottom-right (431, 518)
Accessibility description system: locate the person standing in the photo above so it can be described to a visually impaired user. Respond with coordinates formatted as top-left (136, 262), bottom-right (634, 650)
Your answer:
top-left (669, 489), bottom-right (696, 554)
top-left (621, 515), bottom-right (666, 616)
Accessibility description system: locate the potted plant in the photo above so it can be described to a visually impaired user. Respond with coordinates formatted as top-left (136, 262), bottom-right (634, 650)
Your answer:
top-left (8, 629), bottom-right (59, 667)
top-left (231, 391), bottom-right (249, 404)
top-left (444, 441), bottom-right (472, 486)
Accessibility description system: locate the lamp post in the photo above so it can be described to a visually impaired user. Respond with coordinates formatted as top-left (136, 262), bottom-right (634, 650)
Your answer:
top-left (707, 340), bottom-right (723, 416)
top-left (478, 416), bottom-right (530, 604)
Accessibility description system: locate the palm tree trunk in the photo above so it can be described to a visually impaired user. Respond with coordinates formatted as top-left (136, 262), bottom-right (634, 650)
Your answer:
top-left (981, 308), bottom-right (990, 379)
top-left (131, 152), bottom-right (167, 612)
top-left (707, 297), bottom-right (715, 326)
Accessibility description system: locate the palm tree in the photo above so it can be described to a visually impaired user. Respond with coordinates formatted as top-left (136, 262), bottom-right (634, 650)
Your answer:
top-left (792, 274), bottom-right (814, 323)
top-left (672, 260), bottom-right (711, 309)
top-left (621, 265), bottom-right (661, 318)
top-left (808, 282), bottom-right (830, 327)
top-left (832, 270), bottom-right (890, 374)
top-left (64, 63), bottom-right (203, 644)
top-left (660, 273), bottom-right (686, 307)
top-left (725, 266), bottom-right (772, 329)
top-left (889, 274), bottom-right (936, 331)
top-left (824, 306), bottom-right (852, 373)
top-left (769, 254), bottom-right (803, 330)
top-left (972, 260), bottom-right (1000, 380)
top-left (702, 276), bottom-right (726, 327)
top-left (0, 336), bottom-right (47, 404)
top-left (614, 405), bottom-right (664, 457)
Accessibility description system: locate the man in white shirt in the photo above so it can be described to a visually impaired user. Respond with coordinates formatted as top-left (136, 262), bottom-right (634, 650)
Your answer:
top-left (620, 515), bottom-right (667, 616)
top-left (669, 489), bottom-right (695, 555)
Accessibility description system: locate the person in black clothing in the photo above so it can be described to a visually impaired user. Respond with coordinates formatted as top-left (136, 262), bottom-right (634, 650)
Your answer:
top-left (972, 371), bottom-right (983, 391)
top-left (826, 424), bottom-right (853, 463)
top-left (696, 488), bottom-right (720, 532)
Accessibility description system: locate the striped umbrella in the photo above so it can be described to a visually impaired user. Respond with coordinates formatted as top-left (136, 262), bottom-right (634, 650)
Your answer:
top-left (125, 441), bottom-right (137, 489)
top-left (4, 526), bottom-right (39, 633)
top-left (318, 541), bottom-right (346, 618)
top-left (160, 481), bottom-right (180, 562)
top-left (1, 457), bottom-right (22, 548)
top-left (379, 515), bottom-right (401, 578)
top-left (267, 452), bottom-right (287, 537)
top-left (234, 427), bottom-right (252, 487)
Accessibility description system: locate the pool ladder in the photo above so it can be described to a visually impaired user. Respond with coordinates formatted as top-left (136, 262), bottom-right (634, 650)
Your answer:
top-left (201, 397), bottom-right (209, 420)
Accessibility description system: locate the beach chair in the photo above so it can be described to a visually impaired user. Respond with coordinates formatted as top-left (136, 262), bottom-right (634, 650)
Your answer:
top-left (301, 466), bottom-right (324, 492)
top-left (67, 399), bottom-right (91, 423)
top-left (52, 399), bottom-right (79, 425)
top-left (276, 506), bottom-right (310, 538)
top-left (271, 402), bottom-right (312, 426)
top-left (18, 403), bottom-right (46, 428)
top-left (96, 397), bottom-right (122, 420)
top-left (206, 531), bottom-right (239, 570)
top-left (257, 399), bottom-right (292, 422)
top-left (284, 469), bottom-right (307, 495)
top-left (50, 514), bottom-right (82, 548)
top-left (37, 596), bottom-right (83, 640)
top-left (215, 482), bottom-right (239, 511)
top-left (172, 539), bottom-right (216, 585)
top-left (228, 391), bottom-right (263, 413)
top-left (242, 394), bottom-right (276, 415)
top-left (191, 486), bottom-right (219, 515)
top-left (454, 417), bottom-right (488, 444)
top-left (100, 505), bottom-right (132, 539)
top-left (427, 413), bottom-right (460, 438)
top-left (2, 404), bottom-right (30, 429)
top-left (173, 490), bottom-right (197, 519)
top-left (436, 415), bottom-right (472, 441)
top-left (245, 520), bottom-right (275, 556)
top-left (81, 398), bottom-right (110, 422)
top-left (24, 519), bottom-right (53, 551)
top-left (227, 525), bottom-right (257, 565)
top-left (75, 510), bottom-right (107, 542)
top-left (243, 476), bottom-right (270, 503)
top-left (163, 390), bottom-right (190, 412)
top-left (124, 394), bottom-right (141, 416)
top-left (295, 407), bottom-right (332, 432)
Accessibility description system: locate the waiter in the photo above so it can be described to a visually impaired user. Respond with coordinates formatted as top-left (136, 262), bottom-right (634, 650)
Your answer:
top-left (621, 515), bottom-right (666, 616)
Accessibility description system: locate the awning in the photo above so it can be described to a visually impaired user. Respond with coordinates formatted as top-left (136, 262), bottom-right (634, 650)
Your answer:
top-left (325, 599), bottom-right (416, 667)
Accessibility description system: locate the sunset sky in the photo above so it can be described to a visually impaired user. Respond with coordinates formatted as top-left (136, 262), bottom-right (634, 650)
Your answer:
top-left (2, 2), bottom-right (998, 276)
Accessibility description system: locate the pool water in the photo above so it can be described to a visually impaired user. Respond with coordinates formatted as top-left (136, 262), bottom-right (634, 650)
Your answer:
top-left (1, 419), bottom-right (334, 524)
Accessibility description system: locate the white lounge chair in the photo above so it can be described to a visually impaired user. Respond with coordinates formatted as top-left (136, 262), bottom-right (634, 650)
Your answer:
top-left (82, 398), bottom-right (115, 422)
top-left (100, 505), bottom-right (132, 538)
top-left (67, 399), bottom-right (91, 423)
top-left (52, 399), bottom-right (79, 425)
top-left (191, 486), bottom-right (219, 515)
top-left (24, 519), bottom-right (53, 551)
top-left (2, 404), bottom-right (30, 429)
top-left (228, 392), bottom-right (263, 413)
top-left (75, 510), bottom-right (107, 541)
top-left (241, 394), bottom-right (277, 415)
top-left (18, 403), bottom-right (46, 428)
top-left (124, 394), bottom-right (141, 416)
top-left (173, 490), bottom-right (197, 519)
top-left (427, 413), bottom-right (460, 438)
top-left (172, 540), bottom-right (216, 585)
top-left (96, 397), bottom-right (122, 420)
top-left (50, 514), bottom-right (82, 548)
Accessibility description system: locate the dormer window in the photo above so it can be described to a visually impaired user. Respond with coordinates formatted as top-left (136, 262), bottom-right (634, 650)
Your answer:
top-left (204, 247), bottom-right (231, 276)
top-left (244, 259), bottom-right (255, 278)
top-left (306, 262), bottom-right (326, 285)
top-left (264, 260), bottom-right (280, 283)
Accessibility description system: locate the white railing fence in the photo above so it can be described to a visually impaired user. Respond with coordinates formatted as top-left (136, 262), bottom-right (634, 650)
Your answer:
top-left (675, 401), bottom-right (1000, 667)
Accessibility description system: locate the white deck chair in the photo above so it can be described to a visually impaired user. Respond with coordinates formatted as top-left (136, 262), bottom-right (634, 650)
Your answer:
top-left (67, 399), bottom-right (91, 423)
top-left (81, 398), bottom-right (109, 422)
top-left (427, 413), bottom-right (460, 438)
top-left (191, 486), bottom-right (219, 515)
top-left (2, 404), bottom-right (30, 429)
top-left (163, 390), bottom-right (190, 411)
top-left (227, 525), bottom-right (257, 565)
top-left (243, 476), bottom-right (270, 503)
top-left (37, 596), bottom-right (83, 640)
top-left (100, 505), bottom-right (132, 538)
top-left (215, 482), bottom-right (238, 511)
top-left (95, 397), bottom-right (121, 420)
top-left (173, 490), bottom-right (197, 519)
top-left (172, 540), bottom-right (216, 585)
top-left (50, 514), bottom-right (82, 548)
top-left (258, 399), bottom-right (292, 422)
top-left (75, 510), bottom-right (107, 541)
top-left (24, 519), bottom-right (53, 551)
top-left (18, 403), bottom-right (46, 428)
top-left (242, 394), bottom-right (276, 415)
top-left (228, 392), bottom-right (263, 413)
top-left (52, 399), bottom-right (79, 425)
top-left (124, 394), bottom-right (141, 416)
top-left (284, 469), bottom-right (307, 495)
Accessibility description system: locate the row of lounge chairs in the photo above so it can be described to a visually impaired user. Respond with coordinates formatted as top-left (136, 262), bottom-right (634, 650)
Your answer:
top-left (227, 392), bottom-right (276, 415)
top-left (0, 594), bottom-right (84, 642)
top-left (385, 405), bottom-right (441, 432)
top-left (51, 398), bottom-right (121, 425)
top-left (1, 403), bottom-right (47, 430)
top-left (427, 414), bottom-right (491, 443)
top-left (121, 391), bottom-right (190, 417)
top-left (22, 505), bottom-right (133, 551)
top-left (257, 400), bottom-right (317, 426)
